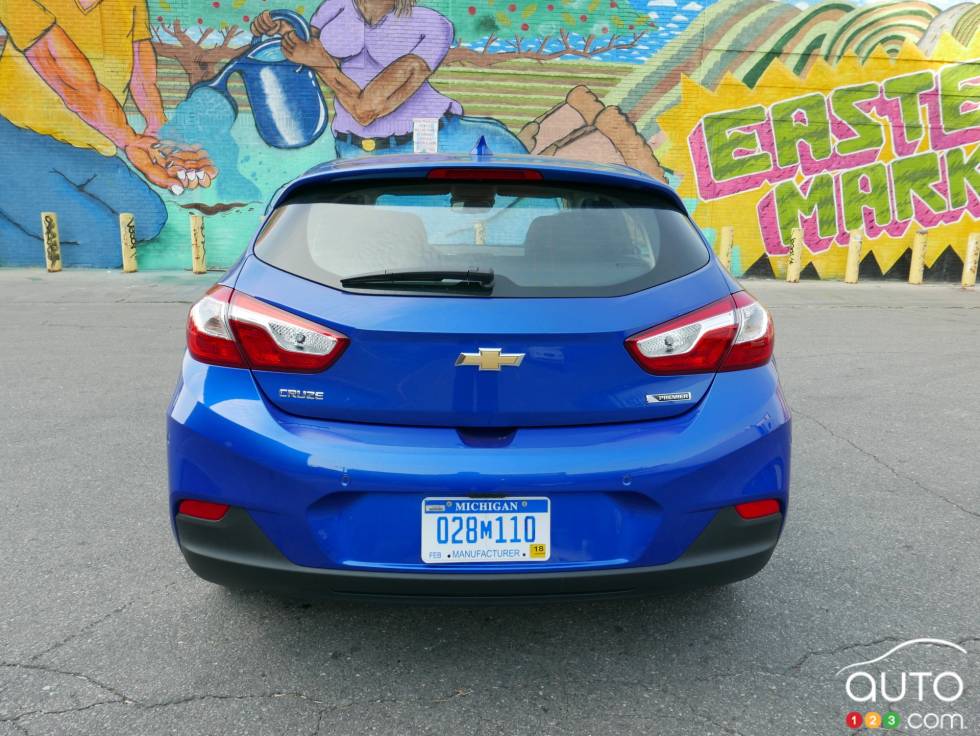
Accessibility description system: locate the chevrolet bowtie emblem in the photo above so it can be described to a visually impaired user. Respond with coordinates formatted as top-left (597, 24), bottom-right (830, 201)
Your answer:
top-left (455, 348), bottom-right (525, 371)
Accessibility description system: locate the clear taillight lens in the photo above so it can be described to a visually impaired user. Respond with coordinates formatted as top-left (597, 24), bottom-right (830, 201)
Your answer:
top-left (625, 292), bottom-right (773, 374)
top-left (187, 285), bottom-right (243, 367)
top-left (721, 291), bottom-right (774, 371)
top-left (186, 286), bottom-right (348, 373)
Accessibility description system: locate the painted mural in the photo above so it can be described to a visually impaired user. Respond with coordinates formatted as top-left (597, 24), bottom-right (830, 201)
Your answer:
top-left (0, 0), bottom-right (976, 277)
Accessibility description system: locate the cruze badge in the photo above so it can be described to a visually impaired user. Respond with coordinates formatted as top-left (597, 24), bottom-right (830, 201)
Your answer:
top-left (279, 388), bottom-right (324, 401)
top-left (455, 348), bottom-right (525, 372)
top-left (646, 392), bottom-right (693, 403)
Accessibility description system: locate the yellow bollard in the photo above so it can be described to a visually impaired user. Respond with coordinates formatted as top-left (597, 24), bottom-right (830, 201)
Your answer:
top-left (785, 227), bottom-right (803, 283)
top-left (844, 229), bottom-right (863, 284)
top-left (41, 212), bottom-right (62, 272)
top-left (119, 213), bottom-right (138, 273)
top-left (909, 229), bottom-right (927, 285)
top-left (962, 233), bottom-right (979, 288)
top-left (718, 225), bottom-right (734, 272)
top-left (190, 214), bottom-right (207, 274)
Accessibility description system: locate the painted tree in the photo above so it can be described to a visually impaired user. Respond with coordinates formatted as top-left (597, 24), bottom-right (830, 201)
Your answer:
top-left (149, 0), bottom-right (653, 83)
top-left (435, 0), bottom-right (654, 65)
top-left (150, 0), bottom-right (300, 84)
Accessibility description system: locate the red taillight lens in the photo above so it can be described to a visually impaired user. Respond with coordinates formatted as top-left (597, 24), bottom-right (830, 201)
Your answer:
top-left (426, 167), bottom-right (543, 181)
top-left (186, 287), bottom-right (348, 373)
top-left (734, 499), bottom-right (781, 519)
top-left (625, 292), bottom-right (773, 375)
top-left (625, 296), bottom-right (738, 375)
top-left (720, 291), bottom-right (774, 371)
top-left (228, 291), bottom-right (348, 372)
top-left (177, 499), bottom-right (230, 521)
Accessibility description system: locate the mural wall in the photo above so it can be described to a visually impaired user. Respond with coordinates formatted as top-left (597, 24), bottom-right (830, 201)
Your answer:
top-left (0, 0), bottom-right (976, 278)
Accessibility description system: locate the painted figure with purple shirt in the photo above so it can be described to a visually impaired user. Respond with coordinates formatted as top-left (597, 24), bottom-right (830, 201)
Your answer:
top-left (250, 0), bottom-right (527, 158)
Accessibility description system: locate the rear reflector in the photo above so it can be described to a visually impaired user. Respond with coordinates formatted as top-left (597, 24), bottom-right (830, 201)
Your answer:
top-left (426, 167), bottom-right (543, 181)
top-left (734, 499), bottom-right (781, 519)
top-left (177, 499), bottom-right (230, 521)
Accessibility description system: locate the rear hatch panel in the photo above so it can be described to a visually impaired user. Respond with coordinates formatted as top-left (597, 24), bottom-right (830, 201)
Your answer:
top-left (234, 257), bottom-right (732, 428)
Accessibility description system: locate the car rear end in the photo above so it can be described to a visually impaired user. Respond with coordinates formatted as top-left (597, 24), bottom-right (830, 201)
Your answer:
top-left (167, 156), bottom-right (790, 601)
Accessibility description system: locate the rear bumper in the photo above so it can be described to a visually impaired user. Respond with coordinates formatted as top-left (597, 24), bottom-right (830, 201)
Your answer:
top-left (178, 507), bottom-right (782, 602)
top-left (169, 355), bottom-right (791, 583)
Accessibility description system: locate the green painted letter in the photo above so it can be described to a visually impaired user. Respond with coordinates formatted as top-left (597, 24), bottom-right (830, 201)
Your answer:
top-left (831, 83), bottom-right (884, 156)
top-left (840, 163), bottom-right (892, 232)
top-left (771, 93), bottom-right (832, 168)
top-left (772, 173), bottom-right (838, 245)
top-left (939, 61), bottom-right (980, 135)
top-left (882, 71), bottom-right (934, 146)
top-left (945, 146), bottom-right (980, 209)
top-left (702, 106), bottom-right (773, 182)
top-left (892, 153), bottom-right (945, 221)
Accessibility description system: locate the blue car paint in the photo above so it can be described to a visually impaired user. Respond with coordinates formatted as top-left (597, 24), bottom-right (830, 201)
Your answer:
top-left (168, 357), bottom-right (789, 572)
top-left (171, 154), bottom-right (791, 581)
top-left (269, 153), bottom-right (690, 213)
top-left (233, 257), bottom-right (732, 426)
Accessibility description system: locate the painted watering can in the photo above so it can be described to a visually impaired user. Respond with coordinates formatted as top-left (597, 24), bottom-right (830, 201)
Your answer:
top-left (192, 9), bottom-right (329, 149)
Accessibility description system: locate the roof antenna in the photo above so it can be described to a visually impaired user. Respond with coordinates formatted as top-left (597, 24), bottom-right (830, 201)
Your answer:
top-left (471, 136), bottom-right (493, 156)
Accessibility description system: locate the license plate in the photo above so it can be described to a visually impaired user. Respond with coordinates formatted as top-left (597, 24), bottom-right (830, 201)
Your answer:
top-left (421, 497), bottom-right (551, 564)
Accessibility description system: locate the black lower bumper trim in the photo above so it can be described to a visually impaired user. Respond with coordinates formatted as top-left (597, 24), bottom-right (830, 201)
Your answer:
top-left (176, 507), bottom-right (782, 602)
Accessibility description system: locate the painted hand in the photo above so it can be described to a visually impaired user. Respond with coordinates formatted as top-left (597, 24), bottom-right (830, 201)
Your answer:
top-left (281, 31), bottom-right (336, 69)
top-left (160, 143), bottom-right (220, 192)
top-left (124, 137), bottom-right (218, 194)
top-left (250, 11), bottom-right (290, 38)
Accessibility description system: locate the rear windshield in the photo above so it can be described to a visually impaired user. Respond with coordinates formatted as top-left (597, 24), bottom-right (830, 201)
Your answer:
top-left (254, 180), bottom-right (710, 297)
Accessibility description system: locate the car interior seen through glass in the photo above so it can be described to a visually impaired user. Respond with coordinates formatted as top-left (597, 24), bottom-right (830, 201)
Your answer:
top-left (255, 181), bottom-right (710, 297)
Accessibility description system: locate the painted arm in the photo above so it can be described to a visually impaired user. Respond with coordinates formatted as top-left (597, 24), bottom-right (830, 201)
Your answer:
top-left (130, 39), bottom-right (167, 138)
top-left (26, 25), bottom-right (142, 151)
top-left (281, 32), bottom-right (433, 127)
top-left (24, 26), bottom-right (215, 190)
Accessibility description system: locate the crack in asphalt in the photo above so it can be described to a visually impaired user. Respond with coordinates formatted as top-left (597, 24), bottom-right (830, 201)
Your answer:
top-left (27, 599), bottom-right (140, 663)
top-left (784, 636), bottom-right (905, 674)
top-left (794, 409), bottom-right (980, 520)
top-left (0, 698), bottom-right (123, 725)
top-left (311, 709), bottom-right (325, 736)
top-left (0, 662), bottom-right (130, 703)
top-left (0, 669), bottom-right (487, 733)
top-left (16, 579), bottom-right (181, 679)
top-left (139, 692), bottom-right (329, 710)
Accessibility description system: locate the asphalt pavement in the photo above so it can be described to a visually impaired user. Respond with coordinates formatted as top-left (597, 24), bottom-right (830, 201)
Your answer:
top-left (1, 270), bottom-right (978, 736)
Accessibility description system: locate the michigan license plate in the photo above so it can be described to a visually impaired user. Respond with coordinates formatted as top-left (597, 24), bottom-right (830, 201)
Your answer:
top-left (421, 497), bottom-right (551, 564)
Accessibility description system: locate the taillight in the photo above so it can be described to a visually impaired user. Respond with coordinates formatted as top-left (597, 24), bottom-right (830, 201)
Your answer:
top-left (720, 291), bottom-right (774, 371)
top-left (626, 297), bottom-right (738, 374)
top-left (186, 286), bottom-right (348, 373)
top-left (228, 291), bottom-right (348, 372)
top-left (187, 285), bottom-right (244, 367)
top-left (625, 292), bottom-right (773, 375)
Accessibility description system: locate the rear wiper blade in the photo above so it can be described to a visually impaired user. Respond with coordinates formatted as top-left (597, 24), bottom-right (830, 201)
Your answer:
top-left (341, 268), bottom-right (494, 290)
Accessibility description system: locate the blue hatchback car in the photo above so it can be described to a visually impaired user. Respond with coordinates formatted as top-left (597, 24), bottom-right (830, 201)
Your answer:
top-left (168, 153), bottom-right (791, 601)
